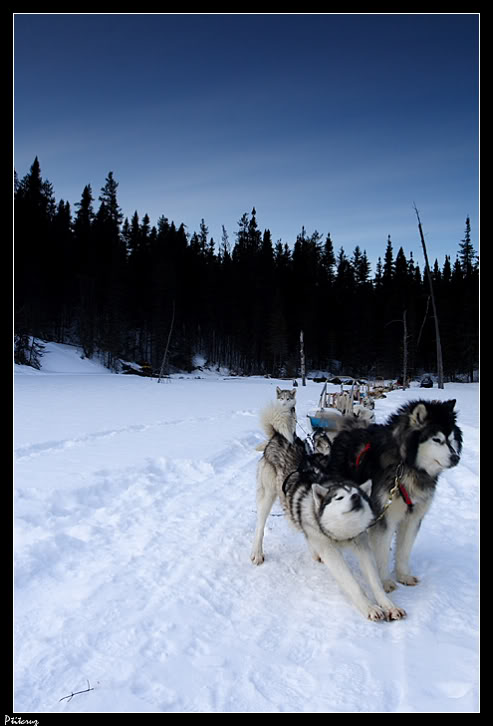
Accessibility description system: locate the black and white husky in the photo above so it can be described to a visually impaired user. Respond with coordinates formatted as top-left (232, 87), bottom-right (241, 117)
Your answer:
top-left (329, 399), bottom-right (463, 593)
top-left (250, 403), bottom-right (406, 621)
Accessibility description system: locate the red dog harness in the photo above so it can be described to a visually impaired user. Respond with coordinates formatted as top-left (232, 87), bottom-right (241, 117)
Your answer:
top-left (355, 442), bottom-right (371, 469)
top-left (355, 443), bottom-right (413, 510)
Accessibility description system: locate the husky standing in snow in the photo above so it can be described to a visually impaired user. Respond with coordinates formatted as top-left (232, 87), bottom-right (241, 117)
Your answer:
top-left (251, 402), bottom-right (406, 621)
top-left (329, 399), bottom-right (463, 593)
top-left (255, 386), bottom-right (297, 452)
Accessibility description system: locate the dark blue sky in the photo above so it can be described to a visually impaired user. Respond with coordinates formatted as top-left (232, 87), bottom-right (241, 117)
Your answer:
top-left (14, 13), bottom-right (479, 268)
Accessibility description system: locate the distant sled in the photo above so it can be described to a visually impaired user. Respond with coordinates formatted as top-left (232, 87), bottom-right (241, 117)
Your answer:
top-left (307, 382), bottom-right (342, 433)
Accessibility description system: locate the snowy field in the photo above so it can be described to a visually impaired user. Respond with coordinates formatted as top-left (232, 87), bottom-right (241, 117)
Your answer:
top-left (14, 344), bottom-right (479, 713)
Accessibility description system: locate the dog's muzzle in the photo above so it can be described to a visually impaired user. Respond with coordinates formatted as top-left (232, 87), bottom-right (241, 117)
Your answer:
top-left (450, 452), bottom-right (460, 467)
top-left (350, 493), bottom-right (363, 511)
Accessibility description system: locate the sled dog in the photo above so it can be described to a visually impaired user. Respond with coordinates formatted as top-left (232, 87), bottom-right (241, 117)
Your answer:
top-left (275, 385), bottom-right (297, 407)
top-left (250, 403), bottom-right (406, 621)
top-left (329, 399), bottom-right (462, 592)
top-left (255, 387), bottom-right (297, 452)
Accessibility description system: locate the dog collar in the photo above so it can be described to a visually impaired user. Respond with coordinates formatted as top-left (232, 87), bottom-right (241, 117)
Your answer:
top-left (398, 482), bottom-right (413, 509)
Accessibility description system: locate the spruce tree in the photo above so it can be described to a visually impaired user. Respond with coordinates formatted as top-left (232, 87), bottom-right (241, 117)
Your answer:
top-left (94, 172), bottom-right (126, 368)
top-left (383, 235), bottom-right (394, 285)
top-left (73, 185), bottom-right (97, 357)
top-left (459, 216), bottom-right (475, 277)
top-left (321, 233), bottom-right (336, 285)
top-left (14, 157), bottom-right (56, 338)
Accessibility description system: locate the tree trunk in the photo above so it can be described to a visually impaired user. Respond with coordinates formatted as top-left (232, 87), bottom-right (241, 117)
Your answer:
top-left (414, 205), bottom-right (444, 389)
top-left (403, 309), bottom-right (408, 388)
top-left (300, 330), bottom-right (306, 386)
top-left (158, 300), bottom-right (176, 383)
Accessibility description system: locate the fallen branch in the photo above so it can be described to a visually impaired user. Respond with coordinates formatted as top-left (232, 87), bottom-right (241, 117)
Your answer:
top-left (59, 680), bottom-right (94, 703)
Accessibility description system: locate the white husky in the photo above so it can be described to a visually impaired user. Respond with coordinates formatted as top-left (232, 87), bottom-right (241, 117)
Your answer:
top-left (251, 403), bottom-right (406, 621)
top-left (255, 387), bottom-right (297, 451)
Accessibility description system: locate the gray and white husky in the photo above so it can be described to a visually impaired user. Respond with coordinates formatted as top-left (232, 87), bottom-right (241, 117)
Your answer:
top-left (275, 385), bottom-right (297, 406)
top-left (329, 399), bottom-right (463, 593)
top-left (255, 387), bottom-right (297, 452)
top-left (250, 403), bottom-right (406, 621)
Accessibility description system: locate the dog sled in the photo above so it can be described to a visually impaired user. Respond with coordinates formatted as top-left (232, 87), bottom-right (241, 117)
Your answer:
top-left (307, 380), bottom-right (375, 433)
top-left (307, 383), bottom-right (343, 432)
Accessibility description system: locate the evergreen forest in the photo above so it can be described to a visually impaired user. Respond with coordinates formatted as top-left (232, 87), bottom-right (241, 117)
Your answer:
top-left (14, 158), bottom-right (479, 380)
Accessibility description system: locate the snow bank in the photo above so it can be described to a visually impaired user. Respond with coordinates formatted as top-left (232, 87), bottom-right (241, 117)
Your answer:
top-left (15, 342), bottom-right (111, 376)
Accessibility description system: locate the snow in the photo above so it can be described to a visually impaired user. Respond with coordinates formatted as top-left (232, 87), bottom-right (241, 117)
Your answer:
top-left (14, 345), bottom-right (479, 713)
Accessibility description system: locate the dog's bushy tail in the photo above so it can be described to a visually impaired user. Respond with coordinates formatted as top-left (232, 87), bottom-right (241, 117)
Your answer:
top-left (259, 402), bottom-right (295, 443)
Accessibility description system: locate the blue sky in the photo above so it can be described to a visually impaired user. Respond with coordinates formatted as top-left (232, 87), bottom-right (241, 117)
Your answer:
top-left (14, 13), bottom-right (479, 269)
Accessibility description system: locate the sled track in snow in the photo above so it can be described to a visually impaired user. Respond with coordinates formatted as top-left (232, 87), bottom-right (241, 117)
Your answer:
top-left (15, 431), bottom-right (263, 712)
top-left (14, 411), bottom-right (258, 461)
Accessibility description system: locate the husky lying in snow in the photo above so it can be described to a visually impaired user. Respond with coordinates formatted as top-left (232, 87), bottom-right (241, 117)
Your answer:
top-left (329, 399), bottom-right (463, 593)
top-left (251, 402), bottom-right (406, 621)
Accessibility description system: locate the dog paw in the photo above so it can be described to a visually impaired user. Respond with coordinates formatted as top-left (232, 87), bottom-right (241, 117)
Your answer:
top-left (383, 578), bottom-right (398, 593)
top-left (397, 573), bottom-right (419, 586)
top-left (250, 551), bottom-right (264, 565)
top-left (384, 606), bottom-right (407, 621)
top-left (366, 606), bottom-right (386, 622)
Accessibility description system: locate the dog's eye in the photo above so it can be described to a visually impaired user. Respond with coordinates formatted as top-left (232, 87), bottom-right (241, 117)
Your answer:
top-left (432, 437), bottom-right (444, 444)
top-left (335, 496), bottom-right (344, 501)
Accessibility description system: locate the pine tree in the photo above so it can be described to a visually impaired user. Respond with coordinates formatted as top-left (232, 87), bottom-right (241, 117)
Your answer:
top-left (383, 235), bottom-right (394, 285)
top-left (459, 216), bottom-right (476, 277)
top-left (94, 172), bottom-right (126, 368)
top-left (14, 157), bottom-right (56, 338)
top-left (99, 171), bottom-right (123, 228)
top-left (50, 199), bottom-right (74, 341)
top-left (456, 217), bottom-right (478, 380)
top-left (352, 246), bottom-right (371, 286)
top-left (220, 225), bottom-right (231, 261)
top-left (73, 185), bottom-right (97, 357)
top-left (321, 233), bottom-right (336, 285)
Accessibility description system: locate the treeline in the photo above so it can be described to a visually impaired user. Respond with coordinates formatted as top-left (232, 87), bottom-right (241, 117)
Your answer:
top-left (14, 158), bottom-right (478, 379)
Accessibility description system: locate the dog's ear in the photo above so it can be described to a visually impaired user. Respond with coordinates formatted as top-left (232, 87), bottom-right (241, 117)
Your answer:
top-left (312, 484), bottom-right (328, 508)
top-left (409, 403), bottom-right (428, 428)
top-left (276, 386), bottom-right (281, 397)
top-left (360, 479), bottom-right (372, 497)
top-left (445, 399), bottom-right (456, 411)
top-left (289, 389), bottom-right (296, 400)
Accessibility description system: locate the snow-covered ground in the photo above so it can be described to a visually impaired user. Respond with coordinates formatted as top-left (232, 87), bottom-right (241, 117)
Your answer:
top-left (14, 344), bottom-right (479, 713)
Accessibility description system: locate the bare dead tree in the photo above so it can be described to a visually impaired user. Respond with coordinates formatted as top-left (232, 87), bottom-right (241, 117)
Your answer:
top-left (158, 299), bottom-right (176, 383)
top-left (402, 309), bottom-right (408, 388)
top-left (413, 204), bottom-right (444, 389)
top-left (300, 330), bottom-right (306, 386)
top-left (385, 310), bottom-right (410, 388)
top-left (416, 294), bottom-right (431, 351)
